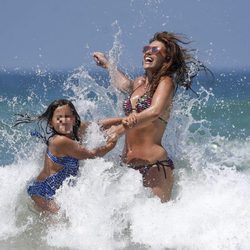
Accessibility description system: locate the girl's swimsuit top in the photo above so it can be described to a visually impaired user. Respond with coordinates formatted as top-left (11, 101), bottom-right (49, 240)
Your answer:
top-left (123, 92), bottom-right (167, 124)
top-left (45, 149), bottom-right (79, 191)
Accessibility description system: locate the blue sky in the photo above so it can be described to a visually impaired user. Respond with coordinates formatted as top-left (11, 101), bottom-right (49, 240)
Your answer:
top-left (0, 0), bottom-right (249, 71)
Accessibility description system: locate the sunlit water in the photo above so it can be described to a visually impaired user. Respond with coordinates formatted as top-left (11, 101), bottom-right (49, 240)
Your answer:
top-left (1, 64), bottom-right (249, 249)
top-left (1, 3), bottom-right (250, 249)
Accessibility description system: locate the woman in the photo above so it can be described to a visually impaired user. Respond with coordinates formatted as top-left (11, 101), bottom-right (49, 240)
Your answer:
top-left (93, 31), bottom-right (205, 202)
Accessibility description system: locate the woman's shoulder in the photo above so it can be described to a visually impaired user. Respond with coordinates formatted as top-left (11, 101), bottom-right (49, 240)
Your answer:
top-left (160, 75), bottom-right (173, 83)
top-left (157, 76), bottom-right (175, 89)
top-left (134, 76), bottom-right (145, 83)
top-left (133, 76), bottom-right (146, 90)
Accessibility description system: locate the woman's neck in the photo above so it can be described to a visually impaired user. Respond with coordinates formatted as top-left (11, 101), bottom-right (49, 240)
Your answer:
top-left (145, 70), bottom-right (153, 82)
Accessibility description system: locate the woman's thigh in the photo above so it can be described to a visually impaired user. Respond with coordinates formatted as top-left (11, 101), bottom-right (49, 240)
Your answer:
top-left (143, 166), bottom-right (174, 200)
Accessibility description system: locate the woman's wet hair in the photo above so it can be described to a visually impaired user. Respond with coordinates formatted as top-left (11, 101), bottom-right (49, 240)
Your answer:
top-left (14, 99), bottom-right (81, 144)
top-left (148, 31), bottom-right (211, 96)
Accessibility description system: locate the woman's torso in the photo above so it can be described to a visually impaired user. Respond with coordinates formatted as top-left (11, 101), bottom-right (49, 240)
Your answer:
top-left (123, 77), bottom-right (173, 164)
top-left (124, 118), bottom-right (169, 164)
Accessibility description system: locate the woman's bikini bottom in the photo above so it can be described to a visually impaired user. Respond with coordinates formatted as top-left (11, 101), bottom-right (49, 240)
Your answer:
top-left (129, 158), bottom-right (174, 179)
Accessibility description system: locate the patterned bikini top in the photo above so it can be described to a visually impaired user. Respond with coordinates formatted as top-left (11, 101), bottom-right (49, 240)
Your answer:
top-left (45, 149), bottom-right (79, 190)
top-left (123, 92), bottom-right (168, 124)
top-left (123, 93), bottom-right (152, 116)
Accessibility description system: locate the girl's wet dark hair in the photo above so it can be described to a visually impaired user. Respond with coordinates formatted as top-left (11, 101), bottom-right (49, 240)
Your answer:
top-left (14, 99), bottom-right (81, 144)
top-left (147, 31), bottom-right (211, 96)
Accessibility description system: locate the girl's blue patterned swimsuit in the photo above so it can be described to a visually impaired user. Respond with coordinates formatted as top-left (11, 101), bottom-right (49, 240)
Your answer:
top-left (27, 149), bottom-right (79, 200)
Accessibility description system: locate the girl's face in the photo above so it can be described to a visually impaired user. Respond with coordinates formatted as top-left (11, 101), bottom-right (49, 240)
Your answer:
top-left (142, 40), bottom-right (167, 73)
top-left (50, 105), bottom-right (76, 136)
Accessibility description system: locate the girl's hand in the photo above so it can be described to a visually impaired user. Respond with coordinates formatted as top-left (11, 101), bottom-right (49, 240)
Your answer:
top-left (105, 125), bottom-right (124, 138)
top-left (107, 130), bottom-right (118, 143)
top-left (106, 128), bottom-right (119, 150)
top-left (93, 52), bottom-right (109, 69)
top-left (122, 114), bottom-right (137, 128)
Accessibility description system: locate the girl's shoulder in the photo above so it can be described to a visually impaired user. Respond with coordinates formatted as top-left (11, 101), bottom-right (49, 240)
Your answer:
top-left (48, 135), bottom-right (74, 156)
top-left (49, 135), bottom-right (72, 147)
top-left (80, 121), bottom-right (89, 131)
top-left (79, 121), bottom-right (90, 137)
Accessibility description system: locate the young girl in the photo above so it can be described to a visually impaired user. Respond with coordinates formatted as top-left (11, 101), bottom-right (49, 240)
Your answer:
top-left (15, 99), bottom-right (121, 213)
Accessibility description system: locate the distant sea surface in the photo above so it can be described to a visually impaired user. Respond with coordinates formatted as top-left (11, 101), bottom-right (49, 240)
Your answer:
top-left (0, 68), bottom-right (249, 250)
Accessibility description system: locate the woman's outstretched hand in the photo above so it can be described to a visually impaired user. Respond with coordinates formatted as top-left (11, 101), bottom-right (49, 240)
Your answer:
top-left (93, 52), bottom-right (109, 69)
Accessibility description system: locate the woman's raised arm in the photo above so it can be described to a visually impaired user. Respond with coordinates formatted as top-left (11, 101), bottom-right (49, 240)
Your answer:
top-left (93, 52), bottom-right (133, 93)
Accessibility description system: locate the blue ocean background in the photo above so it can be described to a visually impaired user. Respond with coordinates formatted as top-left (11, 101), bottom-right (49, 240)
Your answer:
top-left (0, 66), bottom-right (250, 249)
top-left (1, 68), bottom-right (249, 166)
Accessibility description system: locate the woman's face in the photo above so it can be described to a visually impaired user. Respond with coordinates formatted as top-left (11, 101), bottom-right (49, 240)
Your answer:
top-left (142, 40), bottom-right (167, 73)
top-left (50, 105), bottom-right (76, 136)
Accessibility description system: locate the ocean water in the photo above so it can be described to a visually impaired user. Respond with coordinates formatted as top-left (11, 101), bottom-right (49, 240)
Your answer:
top-left (0, 66), bottom-right (249, 250)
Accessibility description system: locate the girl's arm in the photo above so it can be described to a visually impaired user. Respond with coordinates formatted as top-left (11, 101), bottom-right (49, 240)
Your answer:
top-left (93, 52), bottom-right (133, 93)
top-left (78, 121), bottom-right (91, 141)
top-left (51, 135), bottom-right (117, 161)
top-left (79, 118), bottom-right (122, 135)
top-left (98, 117), bottom-right (123, 130)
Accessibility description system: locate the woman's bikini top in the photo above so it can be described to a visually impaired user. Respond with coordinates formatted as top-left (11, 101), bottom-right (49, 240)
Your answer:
top-left (123, 92), bottom-right (152, 115)
top-left (45, 149), bottom-right (79, 190)
top-left (123, 92), bottom-right (167, 124)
